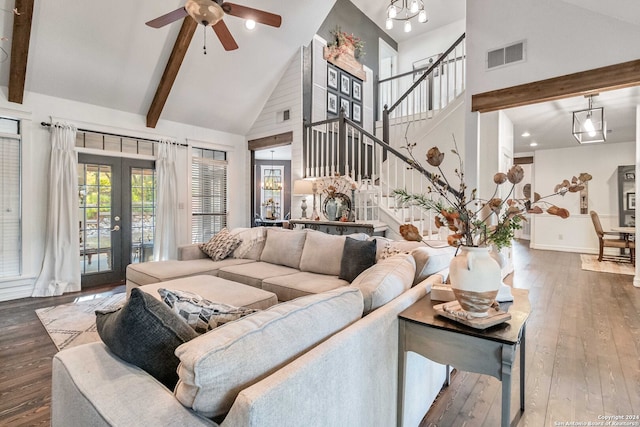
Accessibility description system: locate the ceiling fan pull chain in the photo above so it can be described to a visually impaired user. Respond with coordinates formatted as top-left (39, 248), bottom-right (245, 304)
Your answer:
top-left (203, 25), bottom-right (207, 55)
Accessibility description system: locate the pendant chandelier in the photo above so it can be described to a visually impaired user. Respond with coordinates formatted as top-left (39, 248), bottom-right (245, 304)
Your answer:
top-left (263, 150), bottom-right (282, 191)
top-left (385, 0), bottom-right (428, 33)
top-left (572, 94), bottom-right (606, 144)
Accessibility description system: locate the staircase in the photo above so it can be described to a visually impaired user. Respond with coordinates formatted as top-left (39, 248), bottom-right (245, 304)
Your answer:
top-left (302, 34), bottom-right (466, 239)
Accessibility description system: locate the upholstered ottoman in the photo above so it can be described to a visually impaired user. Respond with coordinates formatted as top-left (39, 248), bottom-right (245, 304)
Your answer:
top-left (131, 275), bottom-right (279, 310)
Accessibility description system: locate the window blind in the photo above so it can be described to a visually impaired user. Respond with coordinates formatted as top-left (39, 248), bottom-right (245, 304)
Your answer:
top-left (0, 135), bottom-right (21, 277)
top-left (191, 149), bottom-right (228, 243)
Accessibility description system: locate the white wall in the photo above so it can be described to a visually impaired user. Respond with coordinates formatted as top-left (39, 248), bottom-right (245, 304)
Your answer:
top-left (0, 91), bottom-right (249, 301)
top-left (530, 142), bottom-right (635, 253)
top-left (247, 49), bottom-right (303, 218)
top-left (464, 0), bottom-right (640, 192)
top-left (397, 19), bottom-right (466, 75)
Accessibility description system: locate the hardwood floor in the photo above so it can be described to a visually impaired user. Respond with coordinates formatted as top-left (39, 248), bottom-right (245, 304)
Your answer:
top-left (0, 283), bottom-right (124, 426)
top-left (421, 240), bottom-right (640, 427)
top-left (0, 242), bottom-right (638, 426)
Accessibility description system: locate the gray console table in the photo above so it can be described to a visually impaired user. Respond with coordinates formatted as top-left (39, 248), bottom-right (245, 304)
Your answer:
top-left (289, 219), bottom-right (388, 236)
top-left (397, 288), bottom-right (530, 427)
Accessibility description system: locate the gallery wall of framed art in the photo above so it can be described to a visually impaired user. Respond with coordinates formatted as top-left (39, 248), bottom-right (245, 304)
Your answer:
top-left (327, 64), bottom-right (363, 124)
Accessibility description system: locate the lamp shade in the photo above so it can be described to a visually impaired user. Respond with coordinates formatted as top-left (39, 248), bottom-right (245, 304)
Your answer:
top-left (293, 179), bottom-right (314, 195)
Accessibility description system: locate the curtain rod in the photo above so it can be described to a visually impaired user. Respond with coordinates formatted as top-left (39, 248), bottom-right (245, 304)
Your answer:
top-left (40, 121), bottom-right (187, 147)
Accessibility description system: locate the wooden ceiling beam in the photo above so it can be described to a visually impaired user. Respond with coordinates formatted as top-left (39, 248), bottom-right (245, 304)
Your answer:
top-left (146, 18), bottom-right (197, 128)
top-left (8, 0), bottom-right (34, 104)
top-left (248, 132), bottom-right (294, 151)
top-left (471, 59), bottom-right (640, 113)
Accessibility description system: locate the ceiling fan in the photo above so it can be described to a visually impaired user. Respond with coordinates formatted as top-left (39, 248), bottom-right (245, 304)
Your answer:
top-left (146, 0), bottom-right (282, 51)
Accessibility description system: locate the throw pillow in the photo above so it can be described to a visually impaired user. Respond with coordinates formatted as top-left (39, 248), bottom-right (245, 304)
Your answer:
top-left (339, 237), bottom-right (377, 282)
top-left (199, 228), bottom-right (241, 261)
top-left (95, 288), bottom-right (199, 390)
top-left (158, 288), bottom-right (259, 334)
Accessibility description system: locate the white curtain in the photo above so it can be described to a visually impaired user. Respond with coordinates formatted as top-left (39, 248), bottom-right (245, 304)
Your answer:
top-left (33, 123), bottom-right (80, 296)
top-left (153, 139), bottom-right (179, 261)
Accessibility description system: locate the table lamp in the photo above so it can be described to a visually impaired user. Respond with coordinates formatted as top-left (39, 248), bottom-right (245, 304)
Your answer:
top-left (293, 179), bottom-right (314, 219)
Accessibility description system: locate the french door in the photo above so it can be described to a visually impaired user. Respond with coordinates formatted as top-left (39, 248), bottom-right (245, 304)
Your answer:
top-left (78, 154), bottom-right (156, 287)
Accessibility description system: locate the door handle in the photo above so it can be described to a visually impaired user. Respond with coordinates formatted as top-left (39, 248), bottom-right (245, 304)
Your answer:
top-left (111, 225), bottom-right (120, 232)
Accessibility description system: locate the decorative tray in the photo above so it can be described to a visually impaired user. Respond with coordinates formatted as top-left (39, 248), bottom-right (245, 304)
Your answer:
top-left (433, 301), bottom-right (511, 330)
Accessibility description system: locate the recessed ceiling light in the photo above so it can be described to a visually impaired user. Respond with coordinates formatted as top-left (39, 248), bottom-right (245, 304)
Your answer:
top-left (530, 142), bottom-right (538, 147)
top-left (521, 131), bottom-right (530, 137)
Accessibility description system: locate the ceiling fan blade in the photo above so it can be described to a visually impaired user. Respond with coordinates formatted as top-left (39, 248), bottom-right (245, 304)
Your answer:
top-left (212, 20), bottom-right (239, 51)
top-left (222, 3), bottom-right (282, 28)
top-left (145, 7), bottom-right (189, 28)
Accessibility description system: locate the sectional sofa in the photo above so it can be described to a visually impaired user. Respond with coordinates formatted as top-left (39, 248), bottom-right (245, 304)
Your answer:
top-left (52, 227), bottom-right (456, 426)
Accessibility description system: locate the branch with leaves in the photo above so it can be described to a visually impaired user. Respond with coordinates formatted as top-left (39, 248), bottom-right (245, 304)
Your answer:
top-left (394, 135), bottom-right (592, 249)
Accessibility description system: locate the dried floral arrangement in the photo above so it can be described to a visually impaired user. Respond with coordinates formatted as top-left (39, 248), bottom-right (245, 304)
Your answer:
top-left (393, 136), bottom-right (592, 249)
top-left (327, 26), bottom-right (365, 59)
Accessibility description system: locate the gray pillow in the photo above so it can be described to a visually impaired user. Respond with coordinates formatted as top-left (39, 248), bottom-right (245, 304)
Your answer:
top-left (96, 288), bottom-right (199, 390)
top-left (158, 288), bottom-right (259, 334)
top-left (339, 237), bottom-right (377, 282)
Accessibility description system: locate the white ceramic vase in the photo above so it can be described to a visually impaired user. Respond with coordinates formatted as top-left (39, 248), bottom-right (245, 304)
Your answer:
top-left (449, 246), bottom-right (502, 317)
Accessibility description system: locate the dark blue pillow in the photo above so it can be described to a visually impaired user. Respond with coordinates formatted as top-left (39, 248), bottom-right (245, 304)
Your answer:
top-left (96, 288), bottom-right (199, 389)
top-left (339, 237), bottom-right (377, 282)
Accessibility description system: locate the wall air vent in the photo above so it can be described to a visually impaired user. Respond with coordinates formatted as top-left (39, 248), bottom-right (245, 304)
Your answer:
top-left (487, 41), bottom-right (526, 70)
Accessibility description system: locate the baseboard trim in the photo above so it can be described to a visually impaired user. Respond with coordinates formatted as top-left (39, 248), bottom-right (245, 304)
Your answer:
top-left (530, 244), bottom-right (595, 253)
top-left (0, 278), bottom-right (35, 302)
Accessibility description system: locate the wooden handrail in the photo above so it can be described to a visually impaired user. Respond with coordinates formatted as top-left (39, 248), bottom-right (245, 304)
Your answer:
top-left (386, 33), bottom-right (465, 114)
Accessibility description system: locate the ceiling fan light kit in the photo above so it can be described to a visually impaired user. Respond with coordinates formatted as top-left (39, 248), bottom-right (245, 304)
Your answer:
top-left (185, 0), bottom-right (224, 27)
top-left (572, 95), bottom-right (607, 144)
top-left (145, 0), bottom-right (282, 52)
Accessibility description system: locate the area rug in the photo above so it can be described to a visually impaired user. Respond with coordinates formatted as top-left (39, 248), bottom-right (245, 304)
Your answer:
top-left (580, 254), bottom-right (635, 275)
top-left (35, 293), bottom-right (126, 351)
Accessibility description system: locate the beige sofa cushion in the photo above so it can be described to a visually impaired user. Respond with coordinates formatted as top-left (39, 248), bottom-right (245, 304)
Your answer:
top-left (350, 253), bottom-right (416, 314)
top-left (174, 287), bottom-right (364, 419)
top-left (298, 231), bottom-right (346, 276)
top-left (126, 258), bottom-right (255, 287)
top-left (217, 261), bottom-right (300, 289)
top-left (262, 272), bottom-right (349, 301)
top-left (260, 228), bottom-right (307, 269)
top-left (231, 227), bottom-right (267, 260)
top-left (411, 245), bottom-right (456, 285)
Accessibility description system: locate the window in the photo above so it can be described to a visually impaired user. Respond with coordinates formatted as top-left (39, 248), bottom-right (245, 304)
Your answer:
top-left (0, 117), bottom-right (21, 277)
top-left (192, 148), bottom-right (228, 243)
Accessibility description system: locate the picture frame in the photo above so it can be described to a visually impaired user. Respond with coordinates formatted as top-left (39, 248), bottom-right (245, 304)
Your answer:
top-left (340, 98), bottom-right (350, 118)
top-left (352, 103), bottom-right (361, 123)
top-left (352, 80), bottom-right (362, 101)
top-left (327, 67), bottom-right (338, 90)
top-left (340, 74), bottom-right (351, 95)
top-left (327, 92), bottom-right (338, 114)
top-left (627, 192), bottom-right (636, 210)
top-left (625, 172), bottom-right (635, 180)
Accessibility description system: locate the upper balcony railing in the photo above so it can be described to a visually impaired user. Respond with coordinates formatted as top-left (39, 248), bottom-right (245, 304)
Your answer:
top-left (379, 34), bottom-right (466, 133)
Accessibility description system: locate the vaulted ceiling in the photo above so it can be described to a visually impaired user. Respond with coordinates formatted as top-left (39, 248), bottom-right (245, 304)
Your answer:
top-left (1, 0), bottom-right (639, 150)
top-left (0, 0), bottom-right (336, 134)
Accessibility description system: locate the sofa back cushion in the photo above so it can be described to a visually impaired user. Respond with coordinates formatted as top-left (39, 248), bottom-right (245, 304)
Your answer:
top-left (231, 227), bottom-right (267, 260)
top-left (259, 228), bottom-right (307, 269)
top-left (299, 230), bottom-right (346, 276)
top-left (350, 253), bottom-right (416, 314)
top-left (174, 287), bottom-right (364, 419)
top-left (411, 245), bottom-right (456, 285)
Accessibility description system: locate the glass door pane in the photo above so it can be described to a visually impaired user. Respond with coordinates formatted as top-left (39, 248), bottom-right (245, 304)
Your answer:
top-left (130, 166), bottom-right (156, 264)
top-left (79, 163), bottom-right (114, 274)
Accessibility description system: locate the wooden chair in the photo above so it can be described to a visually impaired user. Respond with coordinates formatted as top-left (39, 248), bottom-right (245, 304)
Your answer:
top-left (590, 211), bottom-right (635, 264)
